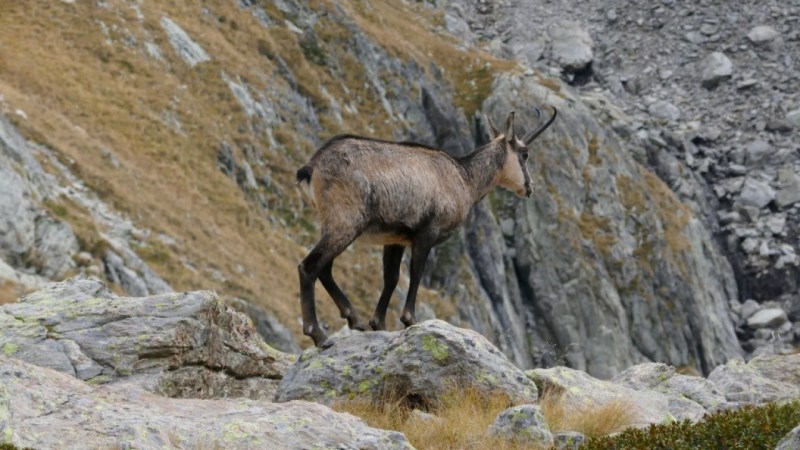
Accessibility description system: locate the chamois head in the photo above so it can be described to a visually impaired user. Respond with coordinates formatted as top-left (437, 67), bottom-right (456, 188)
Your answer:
top-left (486, 106), bottom-right (558, 198)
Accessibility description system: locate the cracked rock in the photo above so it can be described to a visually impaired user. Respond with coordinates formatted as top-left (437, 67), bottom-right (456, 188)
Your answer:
top-left (0, 278), bottom-right (294, 400)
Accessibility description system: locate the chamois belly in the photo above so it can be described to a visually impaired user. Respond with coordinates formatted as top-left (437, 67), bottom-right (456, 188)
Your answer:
top-left (358, 231), bottom-right (412, 246)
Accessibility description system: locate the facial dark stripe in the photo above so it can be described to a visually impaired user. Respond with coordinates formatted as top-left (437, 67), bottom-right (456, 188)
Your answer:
top-left (519, 153), bottom-right (532, 195)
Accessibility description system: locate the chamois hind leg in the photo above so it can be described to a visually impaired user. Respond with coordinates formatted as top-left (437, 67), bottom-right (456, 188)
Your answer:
top-left (298, 232), bottom-right (358, 347)
top-left (369, 244), bottom-right (405, 331)
top-left (400, 239), bottom-right (434, 328)
top-left (319, 261), bottom-right (367, 331)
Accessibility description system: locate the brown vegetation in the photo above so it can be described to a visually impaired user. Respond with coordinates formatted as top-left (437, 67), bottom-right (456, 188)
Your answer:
top-left (539, 386), bottom-right (638, 438)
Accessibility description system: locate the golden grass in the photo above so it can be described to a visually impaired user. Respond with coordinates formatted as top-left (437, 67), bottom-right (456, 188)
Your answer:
top-left (0, 281), bottom-right (28, 305)
top-left (334, 387), bottom-right (547, 450)
top-left (0, 0), bottom-right (489, 348)
top-left (539, 386), bottom-right (638, 438)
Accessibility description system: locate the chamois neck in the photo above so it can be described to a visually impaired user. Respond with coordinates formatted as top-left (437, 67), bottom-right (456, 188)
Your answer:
top-left (458, 140), bottom-right (506, 202)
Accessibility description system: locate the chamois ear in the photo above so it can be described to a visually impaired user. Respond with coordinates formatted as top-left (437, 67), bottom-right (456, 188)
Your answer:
top-left (485, 115), bottom-right (500, 139)
top-left (504, 111), bottom-right (516, 143)
top-left (506, 111), bottom-right (514, 142)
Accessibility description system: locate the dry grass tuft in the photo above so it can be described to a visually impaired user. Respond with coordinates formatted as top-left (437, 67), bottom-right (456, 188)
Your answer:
top-left (539, 386), bottom-right (638, 438)
top-left (0, 280), bottom-right (32, 305)
top-left (334, 386), bottom-right (547, 450)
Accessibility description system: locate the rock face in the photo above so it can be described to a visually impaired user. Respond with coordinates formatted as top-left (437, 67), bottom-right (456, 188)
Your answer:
top-left (423, 73), bottom-right (741, 377)
top-left (0, 356), bottom-right (413, 450)
top-left (0, 278), bottom-right (294, 400)
top-left (0, 116), bottom-right (79, 283)
top-left (275, 320), bottom-right (538, 405)
top-left (0, 114), bottom-right (172, 299)
top-left (435, 0), bottom-right (800, 366)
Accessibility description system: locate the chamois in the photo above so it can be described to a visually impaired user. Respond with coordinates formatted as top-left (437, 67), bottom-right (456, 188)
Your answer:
top-left (296, 106), bottom-right (557, 347)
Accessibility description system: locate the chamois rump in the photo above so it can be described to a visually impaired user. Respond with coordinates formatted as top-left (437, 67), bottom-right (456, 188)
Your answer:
top-left (296, 107), bottom-right (557, 347)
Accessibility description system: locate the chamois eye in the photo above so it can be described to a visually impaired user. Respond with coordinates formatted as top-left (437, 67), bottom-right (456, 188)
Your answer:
top-left (521, 151), bottom-right (529, 160)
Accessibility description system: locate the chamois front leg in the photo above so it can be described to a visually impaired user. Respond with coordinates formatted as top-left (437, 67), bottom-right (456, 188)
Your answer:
top-left (370, 244), bottom-right (405, 331)
top-left (319, 261), bottom-right (367, 331)
top-left (400, 239), bottom-right (434, 328)
top-left (299, 233), bottom-right (357, 348)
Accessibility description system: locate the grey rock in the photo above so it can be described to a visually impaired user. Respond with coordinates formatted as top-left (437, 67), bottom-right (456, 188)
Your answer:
top-left (275, 320), bottom-right (538, 405)
top-left (700, 52), bottom-right (733, 89)
top-left (747, 308), bottom-right (789, 329)
top-left (648, 100), bottom-right (681, 121)
top-left (0, 117), bottom-right (79, 280)
top-left (160, 16), bottom-right (211, 66)
top-left (737, 78), bottom-right (758, 90)
top-left (526, 366), bottom-right (675, 427)
top-left (707, 354), bottom-right (800, 403)
top-left (226, 297), bottom-right (301, 354)
top-left (740, 299), bottom-right (763, 320)
top-left (0, 278), bottom-right (294, 399)
top-left (776, 167), bottom-right (800, 208)
top-left (0, 357), bottom-right (413, 450)
top-left (739, 178), bottom-right (776, 209)
top-left (745, 140), bottom-right (772, 166)
top-left (488, 405), bottom-right (553, 447)
top-left (775, 424), bottom-right (800, 450)
top-left (553, 431), bottom-right (586, 450)
top-left (786, 109), bottom-right (800, 128)
top-left (612, 363), bottom-right (731, 419)
top-left (747, 25), bottom-right (779, 45)
top-left (549, 21), bottom-right (594, 72)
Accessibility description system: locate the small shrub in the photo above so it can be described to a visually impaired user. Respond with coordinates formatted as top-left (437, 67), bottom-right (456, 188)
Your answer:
top-left (582, 401), bottom-right (800, 450)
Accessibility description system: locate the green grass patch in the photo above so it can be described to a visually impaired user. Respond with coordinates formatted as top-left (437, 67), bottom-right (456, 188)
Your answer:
top-left (582, 401), bottom-right (800, 450)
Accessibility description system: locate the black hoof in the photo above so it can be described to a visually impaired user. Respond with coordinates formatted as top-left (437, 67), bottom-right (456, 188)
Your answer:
top-left (369, 317), bottom-right (384, 331)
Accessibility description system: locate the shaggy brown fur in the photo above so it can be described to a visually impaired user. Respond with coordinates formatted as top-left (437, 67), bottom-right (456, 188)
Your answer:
top-left (297, 108), bottom-right (557, 347)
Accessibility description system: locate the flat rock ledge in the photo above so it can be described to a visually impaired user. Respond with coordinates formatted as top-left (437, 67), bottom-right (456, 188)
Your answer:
top-left (0, 356), bottom-right (413, 450)
top-left (275, 319), bottom-right (538, 406)
top-left (0, 278), bottom-right (294, 400)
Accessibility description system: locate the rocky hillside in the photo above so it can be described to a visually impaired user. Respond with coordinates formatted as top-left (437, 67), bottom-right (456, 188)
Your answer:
top-left (0, 0), bottom-right (797, 377)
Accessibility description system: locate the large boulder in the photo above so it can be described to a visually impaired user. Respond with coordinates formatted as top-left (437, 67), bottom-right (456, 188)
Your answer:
top-left (707, 354), bottom-right (800, 404)
top-left (0, 278), bottom-right (294, 400)
top-left (0, 356), bottom-right (413, 450)
top-left (275, 320), bottom-right (538, 406)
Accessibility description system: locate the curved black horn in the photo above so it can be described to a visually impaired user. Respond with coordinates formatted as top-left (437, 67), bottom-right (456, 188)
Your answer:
top-left (522, 106), bottom-right (558, 144)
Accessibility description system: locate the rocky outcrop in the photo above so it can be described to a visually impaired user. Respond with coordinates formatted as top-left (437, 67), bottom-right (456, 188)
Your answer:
top-left (0, 278), bottom-right (293, 400)
top-left (0, 116), bottom-right (79, 284)
top-left (424, 73), bottom-right (742, 377)
top-left (0, 113), bottom-right (172, 298)
top-left (0, 356), bottom-right (413, 450)
top-left (275, 320), bottom-right (538, 406)
top-left (435, 0), bottom-right (800, 367)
